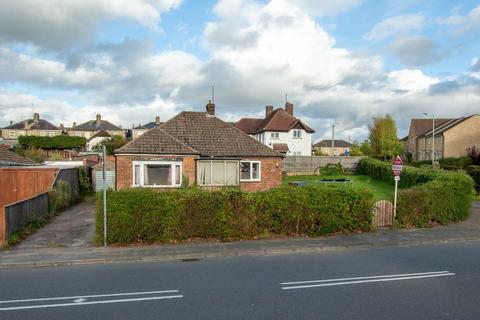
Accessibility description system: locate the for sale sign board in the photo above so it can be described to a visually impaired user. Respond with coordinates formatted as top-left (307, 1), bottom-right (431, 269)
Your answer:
top-left (392, 156), bottom-right (403, 177)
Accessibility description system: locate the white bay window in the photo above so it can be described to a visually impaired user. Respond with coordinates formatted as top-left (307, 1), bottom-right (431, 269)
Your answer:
top-left (132, 161), bottom-right (182, 187)
top-left (198, 160), bottom-right (239, 186)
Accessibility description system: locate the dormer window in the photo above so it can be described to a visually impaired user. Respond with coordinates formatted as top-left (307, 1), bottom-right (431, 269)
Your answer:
top-left (293, 129), bottom-right (302, 138)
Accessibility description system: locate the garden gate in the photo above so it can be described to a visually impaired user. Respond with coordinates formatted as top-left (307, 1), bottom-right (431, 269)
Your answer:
top-left (373, 200), bottom-right (394, 227)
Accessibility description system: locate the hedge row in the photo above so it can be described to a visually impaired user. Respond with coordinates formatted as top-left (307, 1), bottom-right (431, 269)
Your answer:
top-left (18, 135), bottom-right (86, 149)
top-left (96, 186), bottom-right (374, 245)
top-left (357, 157), bottom-right (475, 227)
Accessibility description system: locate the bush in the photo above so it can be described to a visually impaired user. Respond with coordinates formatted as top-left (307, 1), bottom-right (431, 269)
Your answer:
top-left (18, 135), bottom-right (86, 149)
top-left (96, 186), bottom-right (374, 245)
top-left (48, 181), bottom-right (72, 214)
top-left (319, 163), bottom-right (344, 176)
top-left (78, 167), bottom-right (93, 196)
top-left (357, 157), bottom-right (475, 227)
top-left (466, 165), bottom-right (480, 193)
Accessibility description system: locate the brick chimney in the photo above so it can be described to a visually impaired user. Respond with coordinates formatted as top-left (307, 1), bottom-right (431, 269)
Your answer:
top-left (155, 115), bottom-right (160, 126)
top-left (265, 105), bottom-right (273, 118)
top-left (33, 113), bottom-right (40, 122)
top-left (59, 123), bottom-right (64, 131)
top-left (72, 122), bottom-right (76, 129)
top-left (285, 102), bottom-right (293, 115)
top-left (96, 114), bottom-right (101, 122)
top-left (206, 100), bottom-right (215, 116)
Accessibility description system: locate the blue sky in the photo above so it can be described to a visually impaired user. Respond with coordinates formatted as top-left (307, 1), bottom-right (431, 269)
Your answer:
top-left (0, 0), bottom-right (479, 140)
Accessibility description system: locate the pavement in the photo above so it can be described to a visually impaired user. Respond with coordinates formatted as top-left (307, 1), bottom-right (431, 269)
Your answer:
top-left (0, 201), bottom-right (479, 270)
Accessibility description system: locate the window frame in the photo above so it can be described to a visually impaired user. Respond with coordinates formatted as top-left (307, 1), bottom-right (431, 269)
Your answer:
top-left (9, 131), bottom-right (15, 138)
top-left (240, 161), bottom-right (261, 182)
top-left (270, 132), bottom-right (279, 139)
top-left (132, 160), bottom-right (182, 188)
top-left (197, 160), bottom-right (239, 187)
top-left (292, 129), bottom-right (302, 139)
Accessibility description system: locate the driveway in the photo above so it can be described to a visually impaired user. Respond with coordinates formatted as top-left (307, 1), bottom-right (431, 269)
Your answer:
top-left (13, 199), bottom-right (96, 249)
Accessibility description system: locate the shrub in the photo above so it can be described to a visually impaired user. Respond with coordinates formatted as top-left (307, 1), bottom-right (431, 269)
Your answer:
top-left (96, 185), bottom-right (374, 245)
top-left (357, 157), bottom-right (475, 227)
top-left (48, 181), bottom-right (72, 214)
top-left (319, 163), bottom-right (344, 176)
top-left (78, 167), bottom-right (93, 196)
top-left (18, 135), bottom-right (86, 149)
top-left (439, 156), bottom-right (472, 170)
top-left (466, 165), bottom-right (480, 193)
top-left (467, 146), bottom-right (480, 165)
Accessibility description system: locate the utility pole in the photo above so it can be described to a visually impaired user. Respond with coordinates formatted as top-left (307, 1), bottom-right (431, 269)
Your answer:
top-left (424, 113), bottom-right (435, 166)
top-left (102, 145), bottom-right (107, 247)
top-left (331, 124), bottom-right (335, 157)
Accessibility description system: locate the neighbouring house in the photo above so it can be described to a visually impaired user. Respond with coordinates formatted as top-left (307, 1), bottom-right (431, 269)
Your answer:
top-left (67, 114), bottom-right (125, 139)
top-left (115, 101), bottom-right (284, 192)
top-left (404, 115), bottom-right (480, 161)
top-left (1, 113), bottom-right (62, 146)
top-left (86, 130), bottom-right (112, 151)
top-left (234, 102), bottom-right (315, 156)
top-left (313, 140), bottom-right (353, 156)
top-left (131, 116), bottom-right (162, 140)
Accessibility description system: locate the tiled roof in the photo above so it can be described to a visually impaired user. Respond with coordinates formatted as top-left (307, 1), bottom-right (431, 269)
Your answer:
top-left (115, 126), bottom-right (199, 155)
top-left (160, 112), bottom-right (282, 157)
top-left (313, 140), bottom-right (352, 148)
top-left (410, 118), bottom-right (453, 137)
top-left (89, 130), bottom-right (112, 139)
top-left (272, 143), bottom-right (289, 152)
top-left (235, 108), bottom-right (315, 134)
top-left (0, 147), bottom-right (35, 166)
top-left (420, 116), bottom-right (474, 137)
top-left (133, 122), bottom-right (161, 129)
top-left (4, 119), bottom-right (59, 130)
top-left (75, 119), bottom-right (122, 131)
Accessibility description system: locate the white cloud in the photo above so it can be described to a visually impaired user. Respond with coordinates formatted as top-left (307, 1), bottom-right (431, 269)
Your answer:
top-left (0, 0), bottom-right (182, 51)
top-left (388, 36), bottom-right (440, 67)
top-left (438, 5), bottom-right (480, 36)
top-left (363, 14), bottom-right (426, 41)
top-left (282, 0), bottom-right (363, 16)
top-left (387, 69), bottom-right (439, 93)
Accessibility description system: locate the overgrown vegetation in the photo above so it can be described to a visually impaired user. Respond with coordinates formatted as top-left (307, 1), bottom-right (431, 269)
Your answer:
top-left (18, 135), bottom-right (86, 149)
top-left (93, 135), bottom-right (126, 155)
top-left (96, 186), bottom-right (374, 245)
top-left (78, 167), bottom-right (94, 196)
top-left (368, 115), bottom-right (403, 160)
top-left (48, 181), bottom-right (72, 214)
top-left (357, 157), bottom-right (475, 227)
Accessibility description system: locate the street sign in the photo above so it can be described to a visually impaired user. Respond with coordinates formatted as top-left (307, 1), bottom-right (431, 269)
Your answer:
top-left (394, 176), bottom-right (400, 181)
top-left (392, 157), bottom-right (403, 177)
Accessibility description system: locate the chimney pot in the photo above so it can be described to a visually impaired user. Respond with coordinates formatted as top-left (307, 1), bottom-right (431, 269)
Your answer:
top-left (33, 113), bottom-right (40, 122)
top-left (73, 122), bottom-right (76, 129)
top-left (265, 105), bottom-right (273, 117)
top-left (96, 114), bottom-right (101, 122)
top-left (285, 102), bottom-right (294, 115)
top-left (206, 100), bottom-right (215, 116)
top-left (59, 123), bottom-right (64, 130)
top-left (155, 115), bottom-right (160, 126)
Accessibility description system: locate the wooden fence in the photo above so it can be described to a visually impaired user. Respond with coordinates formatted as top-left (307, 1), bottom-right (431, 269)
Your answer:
top-left (372, 200), bottom-right (394, 228)
top-left (282, 156), bottom-right (362, 175)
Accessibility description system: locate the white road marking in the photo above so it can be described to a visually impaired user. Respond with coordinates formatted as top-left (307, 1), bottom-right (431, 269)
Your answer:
top-left (73, 298), bottom-right (86, 303)
top-left (281, 271), bottom-right (455, 290)
top-left (0, 295), bottom-right (183, 311)
top-left (0, 290), bottom-right (179, 304)
top-left (281, 270), bottom-right (451, 285)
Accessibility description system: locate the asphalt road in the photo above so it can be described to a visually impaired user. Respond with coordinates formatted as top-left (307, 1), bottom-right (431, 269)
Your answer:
top-left (1, 241), bottom-right (480, 320)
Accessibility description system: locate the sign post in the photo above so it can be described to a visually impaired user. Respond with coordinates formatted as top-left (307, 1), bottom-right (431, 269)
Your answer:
top-left (102, 145), bottom-right (107, 247)
top-left (392, 156), bottom-right (403, 219)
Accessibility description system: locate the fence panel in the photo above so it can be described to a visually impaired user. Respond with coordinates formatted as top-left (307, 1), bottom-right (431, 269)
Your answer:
top-left (282, 156), bottom-right (362, 175)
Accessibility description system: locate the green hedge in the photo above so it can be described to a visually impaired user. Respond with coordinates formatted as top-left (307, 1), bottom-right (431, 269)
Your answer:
top-left (18, 135), bottom-right (86, 149)
top-left (96, 186), bottom-right (374, 245)
top-left (466, 165), bottom-right (480, 193)
top-left (357, 157), bottom-right (475, 227)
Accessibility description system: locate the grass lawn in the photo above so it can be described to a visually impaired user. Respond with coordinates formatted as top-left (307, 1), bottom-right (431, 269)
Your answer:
top-left (282, 174), bottom-right (395, 202)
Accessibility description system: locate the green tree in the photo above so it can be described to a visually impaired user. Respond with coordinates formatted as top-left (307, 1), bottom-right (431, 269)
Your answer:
top-left (359, 139), bottom-right (372, 156)
top-left (93, 135), bottom-right (126, 155)
top-left (348, 143), bottom-right (364, 156)
top-left (368, 115), bottom-right (402, 160)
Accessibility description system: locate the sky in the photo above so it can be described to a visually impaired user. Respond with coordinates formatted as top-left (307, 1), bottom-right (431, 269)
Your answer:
top-left (0, 0), bottom-right (479, 142)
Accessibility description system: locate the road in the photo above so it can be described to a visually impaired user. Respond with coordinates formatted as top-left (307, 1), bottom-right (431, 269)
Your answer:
top-left (1, 241), bottom-right (480, 319)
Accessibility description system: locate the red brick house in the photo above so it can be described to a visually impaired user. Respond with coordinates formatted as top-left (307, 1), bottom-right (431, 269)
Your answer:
top-left (114, 101), bottom-right (283, 191)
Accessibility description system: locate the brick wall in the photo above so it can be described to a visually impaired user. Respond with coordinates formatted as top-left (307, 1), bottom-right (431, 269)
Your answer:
top-left (115, 155), bottom-right (197, 190)
top-left (240, 157), bottom-right (283, 191)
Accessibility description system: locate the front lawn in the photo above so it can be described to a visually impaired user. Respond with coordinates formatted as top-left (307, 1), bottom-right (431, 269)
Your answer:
top-left (282, 174), bottom-right (394, 202)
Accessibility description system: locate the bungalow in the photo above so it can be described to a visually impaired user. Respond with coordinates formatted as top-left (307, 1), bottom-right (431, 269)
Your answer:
top-left (115, 101), bottom-right (283, 191)
top-left (67, 114), bottom-right (125, 139)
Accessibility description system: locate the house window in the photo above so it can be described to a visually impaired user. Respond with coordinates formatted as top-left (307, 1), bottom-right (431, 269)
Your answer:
top-left (49, 131), bottom-right (55, 137)
top-left (240, 161), bottom-right (261, 181)
top-left (76, 132), bottom-right (82, 137)
top-left (132, 161), bottom-right (182, 187)
top-left (270, 132), bottom-right (279, 139)
top-left (293, 130), bottom-right (302, 138)
top-left (40, 131), bottom-right (46, 136)
top-left (9, 131), bottom-right (15, 138)
top-left (197, 160), bottom-right (239, 186)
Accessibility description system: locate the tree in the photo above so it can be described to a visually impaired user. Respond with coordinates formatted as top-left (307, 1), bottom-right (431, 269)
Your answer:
top-left (359, 140), bottom-right (372, 156)
top-left (348, 143), bottom-right (364, 156)
top-left (368, 115), bottom-right (403, 160)
top-left (93, 135), bottom-right (126, 155)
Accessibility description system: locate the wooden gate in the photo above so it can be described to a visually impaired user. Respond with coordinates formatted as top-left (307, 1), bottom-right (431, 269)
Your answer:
top-left (373, 200), bottom-right (394, 227)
